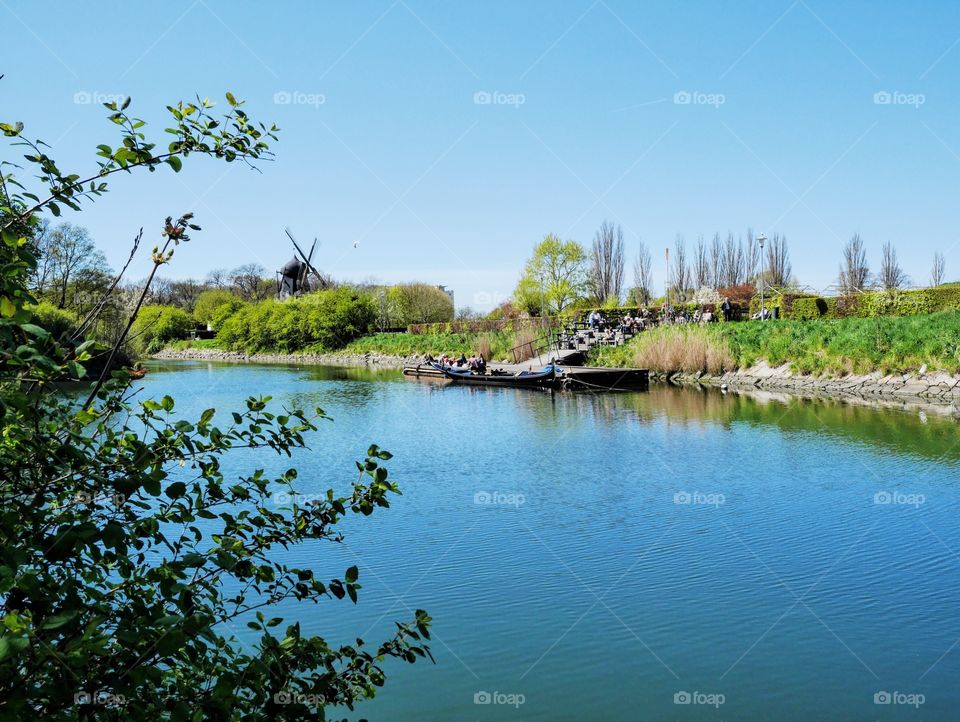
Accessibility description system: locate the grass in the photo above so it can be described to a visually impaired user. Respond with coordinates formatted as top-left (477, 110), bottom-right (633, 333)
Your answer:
top-left (165, 338), bottom-right (224, 351)
top-left (342, 331), bottom-right (523, 362)
top-left (591, 311), bottom-right (960, 376)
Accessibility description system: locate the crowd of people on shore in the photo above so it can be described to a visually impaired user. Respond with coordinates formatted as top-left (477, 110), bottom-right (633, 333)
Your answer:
top-left (426, 352), bottom-right (487, 373)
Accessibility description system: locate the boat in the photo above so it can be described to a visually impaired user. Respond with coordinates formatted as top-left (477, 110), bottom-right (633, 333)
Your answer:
top-left (127, 366), bottom-right (148, 379)
top-left (432, 362), bottom-right (558, 389)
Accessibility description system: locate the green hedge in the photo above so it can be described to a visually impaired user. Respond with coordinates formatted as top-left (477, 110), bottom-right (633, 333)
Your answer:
top-left (408, 317), bottom-right (558, 335)
top-left (28, 302), bottom-right (78, 339)
top-left (131, 305), bottom-right (195, 353)
top-left (788, 287), bottom-right (960, 320)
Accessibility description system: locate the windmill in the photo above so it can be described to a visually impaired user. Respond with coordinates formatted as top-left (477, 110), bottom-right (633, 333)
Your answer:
top-left (277, 228), bottom-right (329, 298)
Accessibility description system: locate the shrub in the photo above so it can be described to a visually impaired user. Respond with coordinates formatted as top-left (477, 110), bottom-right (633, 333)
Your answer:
top-left (28, 302), bottom-right (77, 339)
top-left (218, 287), bottom-right (375, 353)
top-left (193, 289), bottom-right (244, 326)
top-left (129, 304), bottom-right (195, 353)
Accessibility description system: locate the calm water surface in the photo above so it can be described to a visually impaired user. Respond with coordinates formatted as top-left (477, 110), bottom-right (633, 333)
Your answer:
top-left (144, 360), bottom-right (960, 721)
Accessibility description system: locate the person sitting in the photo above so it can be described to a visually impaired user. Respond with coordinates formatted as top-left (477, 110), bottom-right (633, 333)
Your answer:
top-left (588, 310), bottom-right (600, 329)
top-left (456, 353), bottom-right (468, 367)
top-left (467, 354), bottom-right (478, 371)
top-left (477, 353), bottom-right (487, 374)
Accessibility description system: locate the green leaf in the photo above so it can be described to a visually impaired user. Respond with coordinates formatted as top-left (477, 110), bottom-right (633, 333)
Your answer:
top-left (166, 155), bottom-right (183, 172)
top-left (0, 298), bottom-right (15, 317)
top-left (165, 482), bottom-right (187, 499)
top-left (40, 611), bottom-right (77, 630)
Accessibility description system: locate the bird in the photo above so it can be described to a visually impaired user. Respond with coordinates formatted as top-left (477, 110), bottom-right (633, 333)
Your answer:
top-left (353, 240), bottom-right (360, 248)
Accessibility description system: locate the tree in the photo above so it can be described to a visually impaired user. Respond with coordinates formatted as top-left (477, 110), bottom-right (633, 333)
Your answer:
top-left (693, 235), bottom-right (711, 289)
top-left (744, 229), bottom-right (759, 282)
top-left (632, 240), bottom-right (653, 306)
top-left (27, 218), bottom-right (53, 293)
top-left (385, 283), bottom-right (454, 325)
top-left (205, 267), bottom-right (230, 288)
top-left (230, 262), bottom-right (272, 301)
top-left (719, 232), bottom-right (745, 288)
top-left (838, 233), bottom-right (870, 293)
top-left (931, 252), bottom-right (946, 287)
top-left (670, 235), bottom-right (690, 302)
top-left (878, 241), bottom-right (908, 290)
top-left (0, 93), bottom-right (429, 718)
top-left (765, 233), bottom-right (792, 288)
top-left (588, 220), bottom-right (625, 305)
top-left (194, 288), bottom-right (244, 326)
top-left (44, 223), bottom-right (105, 309)
top-left (514, 233), bottom-right (587, 315)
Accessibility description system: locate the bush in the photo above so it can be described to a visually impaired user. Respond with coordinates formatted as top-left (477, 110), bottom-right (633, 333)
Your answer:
top-left (28, 302), bottom-right (77, 339)
top-left (193, 289), bottom-right (244, 326)
top-left (130, 304), bottom-right (195, 353)
top-left (385, 284), bottom-right (454, 326)
top-left (218, 287), bottom-right (376, 352)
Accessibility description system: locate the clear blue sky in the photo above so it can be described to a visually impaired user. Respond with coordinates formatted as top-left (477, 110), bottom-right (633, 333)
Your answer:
top-left (4, 0), bottom-right (960, 310)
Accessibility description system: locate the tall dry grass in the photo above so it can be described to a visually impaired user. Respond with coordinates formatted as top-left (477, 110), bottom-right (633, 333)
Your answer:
top-left (630, 326), bottom-right (734, 375)
top-left (512, 327), bottom-right (540, 362)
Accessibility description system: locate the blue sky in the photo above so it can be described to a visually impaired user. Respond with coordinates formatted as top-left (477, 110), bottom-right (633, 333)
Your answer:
top-left (3, 0), bottom-right (960, 310)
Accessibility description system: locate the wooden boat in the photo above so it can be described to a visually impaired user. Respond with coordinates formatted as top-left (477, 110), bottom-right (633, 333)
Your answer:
top-left (432, 363), bottom-right (558, 389)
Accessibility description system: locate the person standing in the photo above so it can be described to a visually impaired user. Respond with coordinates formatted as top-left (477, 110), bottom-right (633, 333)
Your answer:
top-left (721, 297), bottom-right (732, 322)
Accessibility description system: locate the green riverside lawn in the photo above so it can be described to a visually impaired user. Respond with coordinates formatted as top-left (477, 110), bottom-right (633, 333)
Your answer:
top-left (588, 310), bottom-right (960, 377)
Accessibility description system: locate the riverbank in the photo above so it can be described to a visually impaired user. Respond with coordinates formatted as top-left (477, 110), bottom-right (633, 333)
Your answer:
top-left (660, 362), bottom-right (960, 408)
top-left (152, 346), bottom-right (415, 369)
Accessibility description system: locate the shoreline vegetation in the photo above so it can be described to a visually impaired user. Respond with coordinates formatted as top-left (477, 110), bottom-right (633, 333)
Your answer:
top-left (155, 311), bottom-right (960, 408)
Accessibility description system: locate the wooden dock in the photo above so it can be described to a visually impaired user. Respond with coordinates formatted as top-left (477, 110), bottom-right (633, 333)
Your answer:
top-left (402, 362), bottom-right (648, 391)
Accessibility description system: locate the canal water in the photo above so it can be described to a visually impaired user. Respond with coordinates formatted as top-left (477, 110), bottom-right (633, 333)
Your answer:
top-left (144, 360), bottom-right (960, 720)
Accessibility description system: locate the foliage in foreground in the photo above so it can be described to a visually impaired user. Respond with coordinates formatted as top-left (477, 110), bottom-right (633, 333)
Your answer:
top-left (0, 92), bottom-right (430, 720)
top-left (591, 312), bottom-right (960, 376)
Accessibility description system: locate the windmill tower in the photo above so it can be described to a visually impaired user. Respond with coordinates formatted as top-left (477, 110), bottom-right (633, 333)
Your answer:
top-left (277, 229), bottom-right (330, 298)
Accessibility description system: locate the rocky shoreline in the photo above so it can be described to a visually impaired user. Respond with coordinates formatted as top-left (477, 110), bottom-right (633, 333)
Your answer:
top-left (153, 347), bottom-right (960, 412)
top-left (660, 361), bottom-right (960, 409)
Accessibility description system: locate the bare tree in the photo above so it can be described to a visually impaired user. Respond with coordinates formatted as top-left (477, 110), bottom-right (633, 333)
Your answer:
top-left (931, 252), bottom-right (946, 287)
top-left (693, 235), bottom-right (711, 288)
top-left (230, 263), bottom-right (271, 301)
top-left (633, 240), bottom-right (653, 305)
top-left (719, 232), bottom-right (745, 288)
top-left (205, 268), bottom-right (230, 288)
top-left (671, 235), bottom-right (690, 301)
top-left (838, 233), bottom-right (870, 293)
top-left (27, 218), bottom-right (54, 294)
top-left (744, 229), bottom-right (759, 282)
top-left (45, 223), bottom-right (105, 309)
top-left (588, 220), bottom-right (625, 304)
top-left (709, 233), bottom-right (723, 288)
top-left (878, 241), bottom-right (908, 290)
top-left (765, 233), bottom-right (792, 287)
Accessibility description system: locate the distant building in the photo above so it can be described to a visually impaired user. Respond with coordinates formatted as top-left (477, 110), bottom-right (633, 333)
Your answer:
top-left (437, 285), bottom-right (454, 308)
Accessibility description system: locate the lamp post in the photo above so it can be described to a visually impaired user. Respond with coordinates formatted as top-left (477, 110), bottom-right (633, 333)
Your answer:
top-left (538, 270), bottom-right (546, 329)
top-left (757, 233), bottom-right (767, 320)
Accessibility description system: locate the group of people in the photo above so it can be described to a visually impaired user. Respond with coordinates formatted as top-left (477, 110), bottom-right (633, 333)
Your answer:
top-left (428, 352), bottom-right (487, 374)
top-left (587, 309), bottom-right (651, 333)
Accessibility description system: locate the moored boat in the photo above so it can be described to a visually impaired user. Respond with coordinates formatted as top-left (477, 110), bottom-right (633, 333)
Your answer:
top-left (432, 362), bottom-right (558, 389)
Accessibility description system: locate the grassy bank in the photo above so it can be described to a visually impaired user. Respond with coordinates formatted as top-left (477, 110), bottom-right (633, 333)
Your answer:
top-left (591, 311), bottom-right (960, 376)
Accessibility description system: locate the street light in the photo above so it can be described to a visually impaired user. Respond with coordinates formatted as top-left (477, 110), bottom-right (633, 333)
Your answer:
top-left (757, 233), bottom-right (767, 321)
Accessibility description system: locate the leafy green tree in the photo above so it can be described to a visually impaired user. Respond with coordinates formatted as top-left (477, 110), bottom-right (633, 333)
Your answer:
top-left (514, 233), bottom-right (588, 315)
top-left (130, 304), bottom-right (196, 353)
top-left (193, 288), bottom-right (243, 326)
top-left (0, 93), bottom-right (430, 720)
top-left (385, 283), bottom-right (454, 326)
